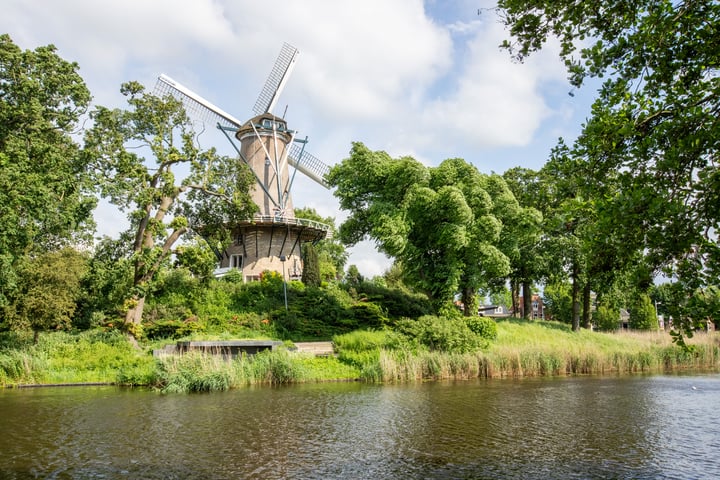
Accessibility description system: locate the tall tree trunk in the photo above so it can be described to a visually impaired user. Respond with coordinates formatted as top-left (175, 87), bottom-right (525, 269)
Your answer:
top-left (461, 286), bottom-right (478, 317)
top-left (571, 262), bottom-right (580, 331)
top-left (522, 281), bottom-right (532, 320)
top-left (511, 278), bottom-right (519, 318)
top-left (582, 282), bottom-right (592, 329)
top-left (123, 225), bottom-right (186, 338)
top-left (124, 295), bottom-right (145, 325)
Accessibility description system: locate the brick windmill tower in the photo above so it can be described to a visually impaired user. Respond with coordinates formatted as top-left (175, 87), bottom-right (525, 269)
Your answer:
top-left (155, 43), bottom-right (331, 281)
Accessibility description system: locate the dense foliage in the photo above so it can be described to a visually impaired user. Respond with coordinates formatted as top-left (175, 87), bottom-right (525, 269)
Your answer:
top-left (328, 143), bottom-right (521, 313)
top-left (3, 248), bottom-right (88, 342)
top-left (629, 294), bottom-right (658, 331)
top-left (497, 0), bottom-right (720, 339)
top-left (2, 27), bottom-right (717, 349)
top-left (82, 81), bottom-right (257, 328)
top-left (301, 243), bottom-right (321, 287)
top-left (594, 305), bottom-right (621, 332)
top-left (134, 268), bottom-right (430, 341)
top-left (0, 35), bottom-right (95, 311)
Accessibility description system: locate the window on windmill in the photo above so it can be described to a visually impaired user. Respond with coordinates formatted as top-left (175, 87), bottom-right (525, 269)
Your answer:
top-left (235, 234), bottom-right (243, 246)
top-left (260, 118), bottom-right (286, 131)
top-left (230, 254), bottom-right (243, 269)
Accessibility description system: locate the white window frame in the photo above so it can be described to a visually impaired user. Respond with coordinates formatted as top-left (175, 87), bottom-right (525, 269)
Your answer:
top-left (230, 254), bottom-right (243, 270)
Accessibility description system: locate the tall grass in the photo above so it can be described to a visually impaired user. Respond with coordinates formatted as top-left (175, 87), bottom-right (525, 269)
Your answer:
top-left (368, 320), bottom-right (719, 382)
top-left (153, 349), bottom-right (361, 393)
top-left (0, 350), bottom-right (48, 385)
top-left (0, 330), bottom-right (156, 386)
top-left (3, 320), bottom-right (717, 389)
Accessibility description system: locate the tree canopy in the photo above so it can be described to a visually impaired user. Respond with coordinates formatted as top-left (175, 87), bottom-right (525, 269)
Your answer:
top-left (83, 81), bottom-right (257, 329)
top-left (0, 34), bottom-right (95, 308)
top-left (4, 248), bottom-right (88, 342)
top-left (328, 142), bottom-right (518, 313)
top-left (498, 0), bottom-right (720, 336)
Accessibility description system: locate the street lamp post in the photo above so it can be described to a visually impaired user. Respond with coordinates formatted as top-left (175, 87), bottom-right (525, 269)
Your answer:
top-left (280, 255), bottom-right (288, 312)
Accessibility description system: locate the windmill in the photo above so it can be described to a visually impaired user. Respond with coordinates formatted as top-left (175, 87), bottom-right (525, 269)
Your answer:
top-left (154, 43), bottom-right (332, 282)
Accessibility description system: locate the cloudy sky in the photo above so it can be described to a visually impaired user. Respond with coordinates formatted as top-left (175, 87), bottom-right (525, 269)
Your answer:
top-left (2, 0), bottom-right (596, 277)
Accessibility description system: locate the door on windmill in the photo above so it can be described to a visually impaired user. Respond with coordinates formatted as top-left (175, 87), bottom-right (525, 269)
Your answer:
top-left (230, 254), bottom-right (243, 270)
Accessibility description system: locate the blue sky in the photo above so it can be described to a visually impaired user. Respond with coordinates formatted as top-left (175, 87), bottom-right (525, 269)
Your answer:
top-left (2, 0), bottom-right (597, 277)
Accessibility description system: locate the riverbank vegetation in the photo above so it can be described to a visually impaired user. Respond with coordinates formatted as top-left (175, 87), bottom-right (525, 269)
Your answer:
top-left (2, 316), bottom-right (717, 392)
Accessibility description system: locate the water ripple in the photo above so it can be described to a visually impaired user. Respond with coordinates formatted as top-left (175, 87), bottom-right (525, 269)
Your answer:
top-left (1, 375), bottom-right (718, 479)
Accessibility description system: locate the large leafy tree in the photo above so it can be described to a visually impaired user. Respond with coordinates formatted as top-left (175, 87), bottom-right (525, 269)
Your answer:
top-left (5, 248), bottom-right (88, 342)
top-left (83, 81), bottom-right (256, 331)
top-left (497, 0), bottom-right (720, 338)
top-left (328, 142), bottom-right (513, 313)
top-left (507, 155), bottom-right (588, 330)
top-left (541, 149), bottom-right (645, 331)
top-left (0, 34), bottom-right (95, 308)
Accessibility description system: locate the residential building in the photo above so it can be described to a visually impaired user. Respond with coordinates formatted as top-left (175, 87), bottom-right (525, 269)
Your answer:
top-left (516, 294), bottom-right (545, 320)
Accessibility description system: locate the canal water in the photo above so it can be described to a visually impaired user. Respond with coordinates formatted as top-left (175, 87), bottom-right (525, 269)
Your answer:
top-left (1, 374), bottom-right (718, 479)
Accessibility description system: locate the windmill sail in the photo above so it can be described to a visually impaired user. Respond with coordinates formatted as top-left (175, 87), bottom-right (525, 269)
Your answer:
top-left (154, 74), bottom-right (330, 188)
top-left (288, 143), bottom-right (330, 187)
top-left (153, 43), bottom-right (331, 284)
top-left (154, 74), bottom-right (242, 129)
top-left (252, 43), bottom-right (299, 116)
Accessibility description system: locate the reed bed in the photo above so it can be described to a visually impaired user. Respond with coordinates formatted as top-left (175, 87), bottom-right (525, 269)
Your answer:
top-left (2, 321), bottom-right (717, 389)
top-left (368, 322), bottom-right (719, 383)
top-left (0, 330), bottom-right (157, 386)
top-left (152, 349), bottom-right (361, 393)
top-left (0, 349), bottom-right (48, 385)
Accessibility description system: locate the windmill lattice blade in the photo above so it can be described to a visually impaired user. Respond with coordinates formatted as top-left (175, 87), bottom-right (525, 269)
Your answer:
top-left (288, 143), bottom-right (330, 188)
top-left (253, 43), bottom-right (299, 115)
top-left (154, 74), bottom-right (242, 129)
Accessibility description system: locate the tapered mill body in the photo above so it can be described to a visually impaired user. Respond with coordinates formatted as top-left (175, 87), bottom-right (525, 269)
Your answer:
top-left (236, 113), bottom-right (295, 218)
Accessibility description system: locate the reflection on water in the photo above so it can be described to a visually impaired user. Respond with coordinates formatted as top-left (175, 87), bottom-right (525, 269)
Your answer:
top-left (1, 374), bottom-right (718, 479)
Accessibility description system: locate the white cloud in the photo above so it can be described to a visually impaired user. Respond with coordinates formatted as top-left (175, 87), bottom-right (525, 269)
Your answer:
top-left (347, 241), bottom-right (393, 278)
top-left (417, 21), bottom-right (566, 152)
